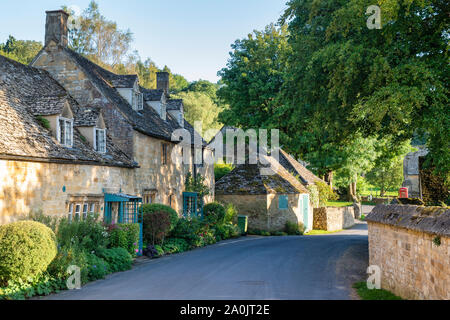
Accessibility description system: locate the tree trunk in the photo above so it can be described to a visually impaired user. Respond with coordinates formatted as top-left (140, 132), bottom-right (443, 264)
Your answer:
top-left (348, 180), bottom-right (358, 202)
top-left (325, 171), bottom-right (334, 189)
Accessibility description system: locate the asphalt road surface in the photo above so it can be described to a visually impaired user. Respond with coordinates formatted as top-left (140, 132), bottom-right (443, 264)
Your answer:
top-left (41, 222), bottom-right (369, 300)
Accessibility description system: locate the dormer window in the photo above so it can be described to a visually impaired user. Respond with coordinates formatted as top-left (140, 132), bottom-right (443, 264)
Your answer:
top-left (94, 128), bottom-right (106, 153)
top-left (57, 117), bottom-right (73, 147)
top-left (132, 90), bottom-right (143, 111)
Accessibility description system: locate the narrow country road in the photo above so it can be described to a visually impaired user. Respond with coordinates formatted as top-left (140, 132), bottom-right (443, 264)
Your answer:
top-left (41, 222), bottom-right (368, 300)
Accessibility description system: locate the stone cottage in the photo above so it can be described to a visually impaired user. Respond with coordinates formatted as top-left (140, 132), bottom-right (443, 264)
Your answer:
top-left (215, 155), bottom-right (312, 232)
top-left (0, 54), bottom-right (137, 224)
top-left (278, 149), bottom-right (326, 187)
top-left (0, 10), bottom-right (214, 224)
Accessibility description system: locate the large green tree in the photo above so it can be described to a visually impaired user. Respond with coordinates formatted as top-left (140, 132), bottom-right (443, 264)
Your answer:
top-left (217, 24), bottom-right (291, 132)
top-left (172, 91), bottom-right (223, 134)
top-left (281, 0), bottom-right (449, 181)
top-left (0, 36), bottom-right (42, 64)
top-left (65, 1), bottom-right (133, 67)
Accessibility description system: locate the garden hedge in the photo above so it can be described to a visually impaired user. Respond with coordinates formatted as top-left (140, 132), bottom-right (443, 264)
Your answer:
top-left (0, 221), bottom-right (57, 283)
top-left (142, 204), bottom-right (178, 231)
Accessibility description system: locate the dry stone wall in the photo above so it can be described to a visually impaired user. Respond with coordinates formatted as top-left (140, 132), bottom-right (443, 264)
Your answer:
top-left (313, 206), bottom-right (355, 231)
top-left (366, 205), bottom-right (450, 300)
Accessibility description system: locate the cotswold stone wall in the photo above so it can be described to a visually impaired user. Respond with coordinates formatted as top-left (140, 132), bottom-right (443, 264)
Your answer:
top-left (0, 159), bottom-right (135, 225)
top-left (366, 205), bottom-right (450, 300)
top-left (313, 206), bottom-right (355, 231)
top-left (216, 193), bottom-right (307, 232)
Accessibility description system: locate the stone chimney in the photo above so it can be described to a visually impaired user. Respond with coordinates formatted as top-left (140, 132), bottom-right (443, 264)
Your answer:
top-left (45, 10), bottom-right (69, 47)
top-left (157, 72), bottom-right (170, 95)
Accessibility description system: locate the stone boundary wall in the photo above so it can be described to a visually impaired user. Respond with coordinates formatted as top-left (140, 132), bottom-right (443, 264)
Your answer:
top-left (366, 205), bottom-right (450, 300)
top-left (313, 206), bottom-right (355, 231)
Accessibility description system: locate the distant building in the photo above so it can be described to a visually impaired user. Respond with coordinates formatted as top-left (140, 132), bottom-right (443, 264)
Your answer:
top-left (215, 155), bottom-right (312, 232)
top-left (402, 147), bottom-right (428, 198)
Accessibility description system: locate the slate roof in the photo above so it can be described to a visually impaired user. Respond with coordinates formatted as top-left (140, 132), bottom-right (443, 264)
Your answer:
top-left (215, 154), bottom-right (309, 195)
top-left (167, 99), bottom-right (183, 110)
top-left (63, 48), bottom-right (180, 142)
top-left (366, 205), bottom-right (450, 237)
top-left (0, 54), bottom-right (136, 167)
top-left (73, 106), bottom-right (101, 127)
top-left (141, 88), bottom-right (164, 102)
top-left (278, 149), bottom-right (325, 186)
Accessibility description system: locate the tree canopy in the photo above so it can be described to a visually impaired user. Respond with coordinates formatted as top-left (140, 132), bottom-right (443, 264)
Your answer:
top-left (217, 0), bottom-right (449, 187)
top-left (0, 36), bottom-right (42, 64)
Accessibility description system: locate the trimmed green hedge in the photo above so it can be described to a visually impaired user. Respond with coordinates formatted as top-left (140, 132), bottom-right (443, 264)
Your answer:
top-left (142, 204), bottom-right (178, 231)
top-left (0, 221), bottom-right (57, 283)
top-left (203, 202), bottom-right (226, 224)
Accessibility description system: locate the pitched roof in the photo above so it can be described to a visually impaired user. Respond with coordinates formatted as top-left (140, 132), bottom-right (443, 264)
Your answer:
top-left (215, 154), bottom-right (309, 195)
top-left (62, 48), bottom-right (177, 142)
top-left (278, 149), bottom-right (324, 186)
top-left (167, 99), bottom-right (183, 110)
top-left (141, 88), bottom-right (164, 102)
top-left (73, 106), bottom-right (101, 127)
top-left (0, 54), bottom-right (136, 167)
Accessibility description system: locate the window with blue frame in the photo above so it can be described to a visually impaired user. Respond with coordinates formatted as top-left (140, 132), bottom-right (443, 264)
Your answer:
top-left (278, 195), bottom-right (288, 210)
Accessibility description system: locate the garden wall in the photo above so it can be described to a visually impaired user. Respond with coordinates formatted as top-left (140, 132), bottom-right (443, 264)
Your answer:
top-left (366, 205), bottom-right (450, 300)
top-left (313, 206), bottom-right (355, 231)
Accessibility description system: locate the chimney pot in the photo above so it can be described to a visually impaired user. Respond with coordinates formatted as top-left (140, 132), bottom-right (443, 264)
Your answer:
top-left (157, 72), bottom-right (170, 96)
top-left (45, 10), bottom-right (69, 47)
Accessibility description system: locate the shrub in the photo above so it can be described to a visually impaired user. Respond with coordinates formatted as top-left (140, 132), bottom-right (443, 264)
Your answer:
top-left (143, 210), bottom-right (171, 245)
top-left (95, 247), bottom-right (132, 273)
top-left (203, 202), bottom-right (226, 224)
top-left (142, 203), bottom-right (178, 231)
top-left (185, 172), bottom-right (210, 198)
top-left (56, 215), bottom-right (109, 253)
top-left (86, 254), bottom-right (109, 281)
top-left (46, 246), bottom-right (89, 285)
top-left (284, 221), bottom-right (305, 235)
top-left (162, 238), bottom-right (190, 254)
top-left (107, 223), bottom-right (140, 255)
top-left (200, 230), bottom-right (217, 245)
top-left (224, 203), bottom-right (238, 223)
top-left (0, 221), bottom-right (57, 283)
top-left (316, 181), bottom-right (338, 207)
top-left (0, 273), bottom-right (65, 300)
top-left (23, 210), bottom-right (59, 232)
top-left (154, 245), bottom-right (164, 257)
top-left (169, 218), bottom-right (203, 248)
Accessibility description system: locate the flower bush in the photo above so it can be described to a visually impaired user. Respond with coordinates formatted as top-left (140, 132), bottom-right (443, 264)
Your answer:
top-left (203, 202), bottom-right (226, 224)
top-left (107, 223), bottom-right (140, 255)
top-left (56, 214), bottom-right (109, 253)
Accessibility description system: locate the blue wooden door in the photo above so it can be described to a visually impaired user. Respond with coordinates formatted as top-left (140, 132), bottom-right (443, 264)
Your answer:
top-left (302, 194), bottom-right (309, 229)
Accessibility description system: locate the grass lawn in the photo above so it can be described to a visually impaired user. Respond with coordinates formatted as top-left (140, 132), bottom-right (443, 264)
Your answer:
top-left (326, 201), bottom-right (353, 207)
top-left (360, 187), bottom-right (398, 197)
top-left (353, 282), bottom-right (402, 300)
top-left (304, 229), bottom-right (342, 235)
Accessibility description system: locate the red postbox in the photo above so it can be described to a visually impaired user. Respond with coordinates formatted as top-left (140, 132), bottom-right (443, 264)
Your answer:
top-left (399, 187), bottom-right (408, 198)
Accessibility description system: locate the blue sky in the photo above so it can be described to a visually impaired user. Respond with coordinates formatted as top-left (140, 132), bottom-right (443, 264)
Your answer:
top-left (0, 0), bottom-right (288, 82)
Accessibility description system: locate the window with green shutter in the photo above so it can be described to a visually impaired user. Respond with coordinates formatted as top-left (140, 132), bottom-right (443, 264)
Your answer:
top-left (279, 195), bottom-right (288, 210)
